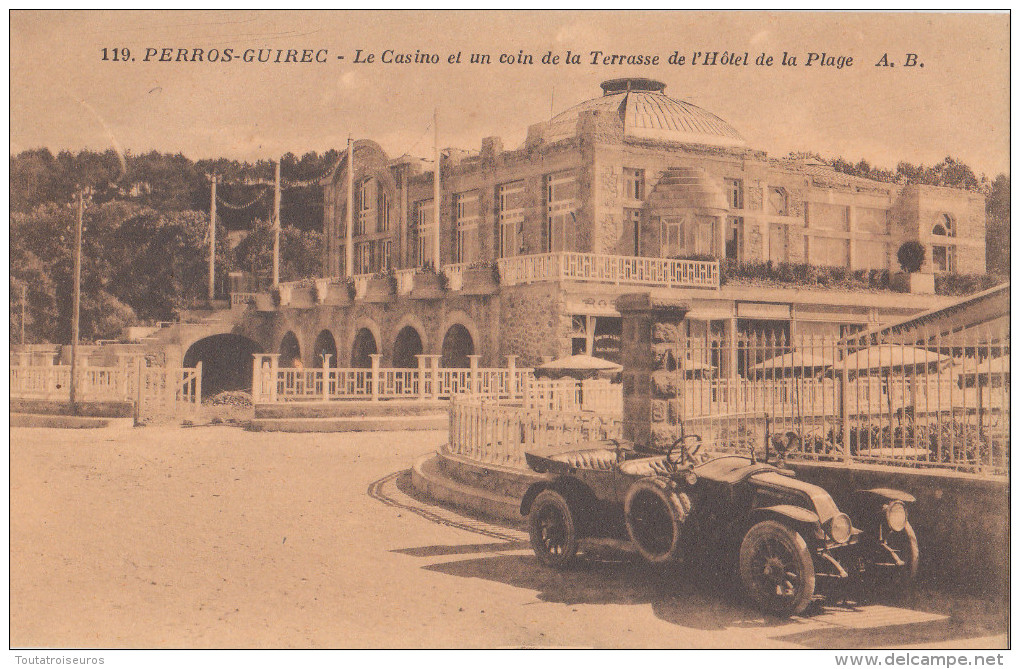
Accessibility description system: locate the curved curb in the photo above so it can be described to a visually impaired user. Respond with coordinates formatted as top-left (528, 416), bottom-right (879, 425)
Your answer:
top-left (246, 414), bottom-right (447, 432)
top-left (411, 451), bottom-right (532, 527)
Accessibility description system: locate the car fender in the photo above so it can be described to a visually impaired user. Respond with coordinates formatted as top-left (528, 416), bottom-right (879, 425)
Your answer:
top-left (856, 487), bottom-right (916, 504)
top-left (751, 504), bottom-right (823, 541)
top-left (520, 477), bottom-right (598, 517)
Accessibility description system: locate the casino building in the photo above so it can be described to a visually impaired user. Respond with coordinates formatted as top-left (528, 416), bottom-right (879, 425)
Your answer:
top-left (258, 77), bottom-right (984, 372)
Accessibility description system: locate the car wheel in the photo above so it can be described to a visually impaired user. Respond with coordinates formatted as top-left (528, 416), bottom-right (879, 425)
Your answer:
top-left (739, 520), bottom-right (816, 617)
top-left (528, 490), bottom-right (579, 569)
top-left (624, 477), bottom-right (691, 564)
top-left (876, 522), bottom-right (919, 586)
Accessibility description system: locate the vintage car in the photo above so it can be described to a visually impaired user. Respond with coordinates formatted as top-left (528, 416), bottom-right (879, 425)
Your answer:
top-left (521, 425), bottom-right (918, 617)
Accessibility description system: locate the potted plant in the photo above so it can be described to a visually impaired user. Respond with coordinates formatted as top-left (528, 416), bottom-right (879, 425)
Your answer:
top-left (892, 241), bottom-right (934, 294)
top-left (462, 260), bottom-right (500, 294)
top-left (411, 262), bottom-right (447, 298)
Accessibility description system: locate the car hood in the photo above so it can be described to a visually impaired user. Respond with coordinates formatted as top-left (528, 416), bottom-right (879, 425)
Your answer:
top-left (750, 471), bottom-right (841, 523)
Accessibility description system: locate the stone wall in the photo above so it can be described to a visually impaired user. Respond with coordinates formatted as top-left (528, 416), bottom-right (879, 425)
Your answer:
top-left (496, 282), bottom-right (570, 367)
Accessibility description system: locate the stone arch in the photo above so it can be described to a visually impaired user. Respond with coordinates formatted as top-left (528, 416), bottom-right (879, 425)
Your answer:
top-left (350, 328), bottom-right (378, 368)
top-left (312, 329), bottom-right (339, 367)
top-left (441, 324), bottom-right (475, 368)
top-left (392, 325), bottom-right (424, 368)
top-left (279, 331), bottom-right (302, 367)
top-left (183, 334), bottom-right (263, 399)
top-left (440, 310), bottom-right (482, 365)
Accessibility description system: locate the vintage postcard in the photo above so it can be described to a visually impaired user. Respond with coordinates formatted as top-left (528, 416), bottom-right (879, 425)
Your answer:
top-left (8, 10), bottom-right (1010, 657)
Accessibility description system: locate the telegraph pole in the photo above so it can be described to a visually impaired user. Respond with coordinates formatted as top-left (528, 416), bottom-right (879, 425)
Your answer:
top-left (433, 108), bottom-right (441, 270)
top-left (272, 159), bottom-right (281, 286)
top-left (20, 284), bottom-right (27, 345)
top-left (345, 137), bottom-right (354, 278)
top-left (208, 173), bottom-right (217, 301)
top-left (69, 187), bottom-right (84, 408)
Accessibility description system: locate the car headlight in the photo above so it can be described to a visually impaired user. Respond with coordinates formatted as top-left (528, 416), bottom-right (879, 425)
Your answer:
top-left (828, 513), bottom-right (853, 544)
top-left (885, 501), bottom-right (908, 532)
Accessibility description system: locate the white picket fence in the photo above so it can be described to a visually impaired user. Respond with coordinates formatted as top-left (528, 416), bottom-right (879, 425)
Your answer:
top-left (252, 353), bottom-right (531, 403)
top-left (10, 359), bottom-right (202, 419)
top-left (447, 397), bottom-right (624, 468)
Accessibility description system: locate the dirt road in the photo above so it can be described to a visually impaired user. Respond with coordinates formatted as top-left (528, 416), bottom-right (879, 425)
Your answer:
top-left (10, 425), bottom-right (1007, 648)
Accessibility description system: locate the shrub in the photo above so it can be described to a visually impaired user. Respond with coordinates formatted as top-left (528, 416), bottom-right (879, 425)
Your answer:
top-left (897, 241), bottom-right (926, 273)
top-left (345, 278), bottom-right (356, 301)
top-left (270, 287), bottom-right (282, 307)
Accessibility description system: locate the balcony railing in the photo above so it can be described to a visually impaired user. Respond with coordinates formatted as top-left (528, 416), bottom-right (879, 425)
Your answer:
top-left (248, 253), bottom-right (719, 308)
top-left (498, 252), bottom-right (719, 289)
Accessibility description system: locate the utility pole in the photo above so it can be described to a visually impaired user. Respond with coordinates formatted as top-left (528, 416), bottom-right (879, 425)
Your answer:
top-left (20, 284), bottom-right (27, 345)
top-left (208, 173), bottom-right (217, 301)
top-left (69, 187), bottom-right (84, 408)
top-left (345, 137), bottom-right (354, 278)
top-left (272, 158), bottom-right (281, 286)
top-left (433, 108), bottom-right (441, 270)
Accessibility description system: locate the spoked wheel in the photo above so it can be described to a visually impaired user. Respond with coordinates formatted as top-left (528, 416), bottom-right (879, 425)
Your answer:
top-left (739, 520), bottom-right (816, 617)
top-left (868, 522), bottom-right (919, 592)
top-left (528, 490), bottom-right (579, 568)
top-left (624, 478), bottom-right (690, 564)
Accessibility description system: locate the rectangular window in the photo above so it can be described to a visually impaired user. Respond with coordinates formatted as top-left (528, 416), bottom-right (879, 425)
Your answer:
top-left (808, 236), bottom-right (850, 267)
top-left (379, 239), bottom-right (391, 271)
top-left (932, 245), bottom-right (956, 272)
top-left (356, 241), bottom-right (372, 274)
top-left (725, 216), bottom-right (744, 261)
top-left (724, 178), bottom-right (743, 210)
top-left (355, 178), bottom-right (374, 236)
top-left (769, 224), bottom-right (788, 263)
top-left (660, 217), bottom-right (682, 257)
top-left (377, 189), bottom-right (391, 232)
top-left (854, 207), bottom-right (888, 235)
top-left (806, 201), bottom-right (849, 231)
top-left (623, 168), bottom-right (645, 201)
top-left (453, 191), bottom-right (480, 264)
top-left (853, 239), bottom-right (888, 270)
top-left (545, 172), bottom-right (577, 253)
top-left (413, 199), bottom-right (434, 267)
top-left (625, 208), bottom-right (642, 255)
top-left (768, 187), bottom-right (788, 216)
top-left (497, 181), bottom-right (526, 258)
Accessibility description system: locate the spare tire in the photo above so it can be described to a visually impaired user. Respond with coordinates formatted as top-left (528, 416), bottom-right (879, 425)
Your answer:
top-left (624, 477), bottom-right (691, 563)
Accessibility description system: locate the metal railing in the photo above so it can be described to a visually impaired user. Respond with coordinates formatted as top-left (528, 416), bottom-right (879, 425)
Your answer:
top-left (498, 252), bottom-right (719, 289)
top-left (673, 328), bottom-right (1009, 475)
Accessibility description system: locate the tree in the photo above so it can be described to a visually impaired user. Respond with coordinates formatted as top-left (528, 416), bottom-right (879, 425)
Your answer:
top-left (985, 174), bottom-right (1009, 275)
top-left (897, 241), bottom-right (927, 273)
top-left (232, 220), bottom-right (324, 284)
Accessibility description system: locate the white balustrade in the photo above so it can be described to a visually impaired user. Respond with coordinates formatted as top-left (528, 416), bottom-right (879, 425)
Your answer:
top-left (394, 269), bottom-right (416, 295)
top-left (443, 263), bottom-right (466, 291)
top-left (497, 252), bottom-right (719, 289)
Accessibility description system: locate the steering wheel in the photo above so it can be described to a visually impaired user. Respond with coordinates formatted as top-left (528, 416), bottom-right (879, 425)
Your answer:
top-left (666, 433), bottom-right (702, 468)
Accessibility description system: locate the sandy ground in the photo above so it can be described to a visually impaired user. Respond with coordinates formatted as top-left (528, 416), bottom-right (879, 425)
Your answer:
top-left (10, 425), bottom-right (1008, 649)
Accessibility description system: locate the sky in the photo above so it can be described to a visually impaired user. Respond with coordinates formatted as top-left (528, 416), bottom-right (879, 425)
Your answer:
top-left (9, 10), bottom-right (1011, 178)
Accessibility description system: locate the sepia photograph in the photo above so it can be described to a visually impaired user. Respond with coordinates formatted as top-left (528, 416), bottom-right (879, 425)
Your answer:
top-left (8, 9), bottom-right (1011, 657)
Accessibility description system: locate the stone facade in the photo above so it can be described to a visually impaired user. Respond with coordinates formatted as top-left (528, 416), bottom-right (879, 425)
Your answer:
top-left (257, 78), bottom-right (989, 369)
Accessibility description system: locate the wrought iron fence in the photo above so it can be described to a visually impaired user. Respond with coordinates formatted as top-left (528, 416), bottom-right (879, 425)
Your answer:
top-left (673, 325), bottom-right (1009, 475)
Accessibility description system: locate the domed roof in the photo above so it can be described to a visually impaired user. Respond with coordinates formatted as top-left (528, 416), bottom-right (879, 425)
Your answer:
top-left (542, 78), bottom-right (746, 149)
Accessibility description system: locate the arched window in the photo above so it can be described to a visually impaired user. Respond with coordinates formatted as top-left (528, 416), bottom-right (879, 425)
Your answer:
top-left (932, 214), bottom-right (955, 237)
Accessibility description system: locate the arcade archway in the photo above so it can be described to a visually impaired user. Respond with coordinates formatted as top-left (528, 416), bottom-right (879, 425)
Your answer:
top-left (183, 334), bottom-right (263, 399)
top-left (441, 324), bottom-right (474, 368)
top-left (351, 328), bottom-right (378, 368)
top-left (279, 331), bottom-right (301, 367)
top-left (312, 329), bottom-right (339, 367)
top-left (392, 326), bottom-right (424, 368)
